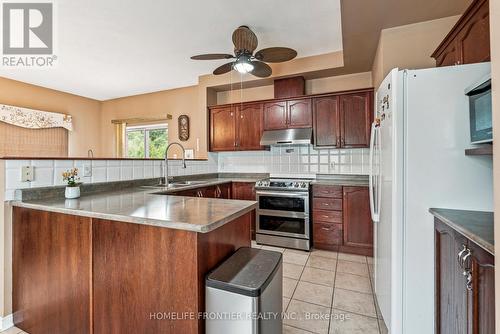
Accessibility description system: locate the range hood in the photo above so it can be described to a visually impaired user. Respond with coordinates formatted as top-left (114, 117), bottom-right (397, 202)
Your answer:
top-left (260, 128), bottom-right (312, 146)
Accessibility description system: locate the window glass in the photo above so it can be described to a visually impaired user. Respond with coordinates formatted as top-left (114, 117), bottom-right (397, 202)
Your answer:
top-left (126, 130), bottom-right (145, 158)
top-left (125, 124), bottom-right (168, 158)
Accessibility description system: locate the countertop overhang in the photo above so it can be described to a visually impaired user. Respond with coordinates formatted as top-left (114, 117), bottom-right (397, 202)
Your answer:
top-left (429, 208), bottom-right (494, 255)
top-left (11, 179), bottom-right (258, 233)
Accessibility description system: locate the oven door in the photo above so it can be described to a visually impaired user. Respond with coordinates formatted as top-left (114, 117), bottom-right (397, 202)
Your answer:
top-left (256, 191), bottom-right (310, 239)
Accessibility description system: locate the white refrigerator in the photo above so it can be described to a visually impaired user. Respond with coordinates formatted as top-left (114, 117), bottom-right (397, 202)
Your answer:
top-left (370, 63), bottom-right (493, 334)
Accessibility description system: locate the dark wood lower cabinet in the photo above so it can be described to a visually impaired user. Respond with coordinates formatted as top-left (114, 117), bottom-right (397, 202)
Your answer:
top-left (312, 185), bottom-right (373, 256)
top-left (13, 207), bottom-right (251, 334)
top-left (13, 208), bottom-right (92, 334)
top-left (435, 218), bottom-right (495, 334)
top-left (231, 182), bottom-right (257, 239)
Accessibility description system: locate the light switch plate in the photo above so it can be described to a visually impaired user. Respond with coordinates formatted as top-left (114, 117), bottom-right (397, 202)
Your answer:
top-left (83, 164), bottom-right (92, 177)
top-left (21, 166), bottom-right (34, 182)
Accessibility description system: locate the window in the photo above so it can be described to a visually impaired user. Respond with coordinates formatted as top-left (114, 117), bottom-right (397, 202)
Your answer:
top-left (126, 124), bottom-right (168, 158)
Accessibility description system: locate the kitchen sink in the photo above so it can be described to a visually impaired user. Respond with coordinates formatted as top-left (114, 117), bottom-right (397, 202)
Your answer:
top-left (141, 180), bottom-right (209, 190)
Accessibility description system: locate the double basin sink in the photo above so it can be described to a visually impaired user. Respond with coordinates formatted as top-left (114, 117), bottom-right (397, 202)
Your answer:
top-left (141, 180), bottom-right (210, 190)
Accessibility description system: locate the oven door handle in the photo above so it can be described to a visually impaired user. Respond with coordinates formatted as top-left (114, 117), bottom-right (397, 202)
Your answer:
top-left (256, 191), bottom-right (309, 198)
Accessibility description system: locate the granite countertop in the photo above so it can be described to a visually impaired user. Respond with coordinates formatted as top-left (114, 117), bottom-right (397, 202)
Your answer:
top-left (311, 174), bottom-right (369, 187)
top-left (11, 179), bottom-right (258, 233)
top-left (429, 208), bottom-right (494, 255)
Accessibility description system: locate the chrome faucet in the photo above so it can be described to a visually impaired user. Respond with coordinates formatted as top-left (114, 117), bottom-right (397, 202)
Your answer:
top-left (161, 142), bottom-right (187, 187)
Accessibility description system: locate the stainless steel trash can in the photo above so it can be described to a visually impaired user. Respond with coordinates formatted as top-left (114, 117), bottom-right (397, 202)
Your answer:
top-left (206, 247), bottom-right (283, 334)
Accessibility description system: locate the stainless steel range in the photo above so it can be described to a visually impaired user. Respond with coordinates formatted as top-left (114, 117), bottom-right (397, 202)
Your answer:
top-left (255, 178), bottom-right (312, 251)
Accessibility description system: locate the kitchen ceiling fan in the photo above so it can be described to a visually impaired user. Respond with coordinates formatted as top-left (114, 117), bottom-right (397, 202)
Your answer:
top-left (191, 26), bottom-right (297, 78)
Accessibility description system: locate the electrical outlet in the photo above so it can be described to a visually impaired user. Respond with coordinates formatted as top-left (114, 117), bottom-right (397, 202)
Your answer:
top-left (83, 164), bottom-right (92, 177)
top-left (21, 166), bottom-right (34, 182)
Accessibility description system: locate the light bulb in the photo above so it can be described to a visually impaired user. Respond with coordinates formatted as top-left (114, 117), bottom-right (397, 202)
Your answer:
top-left (234, 61), bottom-right (254, 74)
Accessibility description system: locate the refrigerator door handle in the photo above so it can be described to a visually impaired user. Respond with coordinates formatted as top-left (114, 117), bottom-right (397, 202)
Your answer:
top-left (369, 123), bottom-right (379, 222)
top-left (375, 125), bottom-right (382, 221)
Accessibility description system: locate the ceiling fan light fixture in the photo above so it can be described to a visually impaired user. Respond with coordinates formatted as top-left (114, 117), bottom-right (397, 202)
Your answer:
top-left (233, 55), bottom-right (254, 74)
top-left (234, 61), bottom-right (254, 74)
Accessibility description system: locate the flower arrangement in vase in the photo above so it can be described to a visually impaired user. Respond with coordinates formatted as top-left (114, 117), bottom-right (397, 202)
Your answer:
top-left (62, 168), bottom-right (81, 199)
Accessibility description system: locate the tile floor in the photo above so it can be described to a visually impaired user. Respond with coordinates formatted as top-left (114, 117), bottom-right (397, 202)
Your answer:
top-left (253, 241), bottom-right (388, 334)
top-left (1, 244), bottom-right (388, 334)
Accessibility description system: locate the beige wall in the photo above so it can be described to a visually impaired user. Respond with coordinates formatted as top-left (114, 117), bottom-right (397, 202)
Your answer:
top-left (371, 15), bottom-right (460, 88)
top-left (216, 72), bottom-right (373, 105)
top-left (0, 77), bottom-right (102, 157)
top-left (491, 0), bottom-right (500, 330)
top-left (0, 161), bottom-right (5, 316)
top-left (100, 85), bottom-right (204, 159)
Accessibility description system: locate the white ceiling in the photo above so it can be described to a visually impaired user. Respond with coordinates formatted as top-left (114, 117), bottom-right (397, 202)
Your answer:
top-left (0, 0), bottom-right (343, 100)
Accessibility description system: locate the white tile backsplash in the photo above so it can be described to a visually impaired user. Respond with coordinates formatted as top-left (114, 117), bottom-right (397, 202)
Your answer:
top-left (3, 154), bottom-right (219, 200)
top-left (217, 145), bottom-right (370, 176)
top-left (2, 148), bottom-right (366, 201)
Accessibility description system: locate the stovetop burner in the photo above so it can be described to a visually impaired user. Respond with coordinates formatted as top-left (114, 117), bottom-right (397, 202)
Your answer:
top-left (255, 178), bottom-right (312, 191)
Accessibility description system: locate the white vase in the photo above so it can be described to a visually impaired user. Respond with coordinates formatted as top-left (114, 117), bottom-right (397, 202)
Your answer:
top-left (65, 186), bottom-right (80, 199)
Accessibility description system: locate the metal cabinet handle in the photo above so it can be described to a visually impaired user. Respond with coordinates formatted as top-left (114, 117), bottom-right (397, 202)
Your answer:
top-left (465, 270), bottom-right (473, 291)
top-left (341, 138), bottom-right (345, 146)
top-left (457, 245), bottom-right (467, 268)
top-left (321, 227), bottom-right (331, 231)
top-left (323, 203), bottom-right (329, 206)
top-left (322, 215), bottom-right (329, 218)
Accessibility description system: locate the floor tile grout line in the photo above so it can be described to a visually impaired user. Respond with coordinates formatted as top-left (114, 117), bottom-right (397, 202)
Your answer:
top-left (284, 323), bottom-right (317, 334)
top-left (326, 255), bottom-right (338, 334)
top-left (366, 262), bottom-right (382, 334)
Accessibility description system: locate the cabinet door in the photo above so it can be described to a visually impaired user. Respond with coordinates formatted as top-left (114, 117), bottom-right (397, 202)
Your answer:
top-left (436, 41), bottom-right (460, 67)
top-left (468, 242), bottom-right (495, 334)
top-left (231, 182), bottom-right (256, 239)
top-left (13, 208), bottom-right (92, 334)
top-left (456, 0), bottom-right (490, 65)
top-left (340, 92), bottom-right (373, 148)
top-left (342, 187), bottom-right (372, 249)
top-left (213, 183), bottom-right (231, 199)
top-left (263, 101), bottom-right (287, 130)
top-left (287, 98), bottom-right (312, 128)
top-left (313, 96), bottom-right (340, 147)
top-left (210, 106), bottom-right (236, 151)
top-left (435, 219), bottom-right (468, 334)
top-left (236, 103), bottom-right (264, 150)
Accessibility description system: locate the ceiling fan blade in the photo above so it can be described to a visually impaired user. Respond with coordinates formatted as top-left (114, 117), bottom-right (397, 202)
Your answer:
top-left (232, 26), bottom-right (258, 53)
top-left (254, 47), bottom-right (297, 63)
top-left (213, 62), bottom-right (234, 75)
top-left (250, 61), bottom-right (272, 78)
top-left (191, 53), bottom-right (234, 60)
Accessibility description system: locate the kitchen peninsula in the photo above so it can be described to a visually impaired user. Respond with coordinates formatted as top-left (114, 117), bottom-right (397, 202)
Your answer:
top-left (11, 182), bottom-right (257, 334)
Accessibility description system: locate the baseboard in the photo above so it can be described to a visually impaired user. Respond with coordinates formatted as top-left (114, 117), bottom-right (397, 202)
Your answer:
top-left (1, 314), bottom-right (13, 331)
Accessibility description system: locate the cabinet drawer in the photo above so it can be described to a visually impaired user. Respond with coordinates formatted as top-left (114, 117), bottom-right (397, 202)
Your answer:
top-left (313, 185), bottom-right (343, 198)
top-left (313, 198), bottom-right (342, 211)
top-left (313, 222), bottom-right (342, 245)
top-left (313, 209), bottom-right (342, 224)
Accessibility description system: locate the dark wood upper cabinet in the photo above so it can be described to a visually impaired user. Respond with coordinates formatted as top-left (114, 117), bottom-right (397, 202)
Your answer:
top-left (313, 89), bottom-right (373, 149)
top-left (313, 96), bottom-right (340, 147)
top-left (209, 88), bottom-right (372, 151)
top-left (236, 103), bottom-right (264, 150)
top-left (210, 103), bottom-right (264, 152)
top-left (263, 101), bottom-right (288, 130)
top-left (274, 76), bottom-right (305, 98)
top-left (340, 91), bottom-right (373, 148)
top-left (432, 0), bottom-right (490, 67)
top-left (342, 187), bottom-right (373, 250)
top-left (210, 106), bottom-right (236, 151)
top-left (263, 99), bottom-right (311, 130)
top-left (435, 217), bottom-right (495, 334)
top-left (287, 98), bottom-right (312, 128)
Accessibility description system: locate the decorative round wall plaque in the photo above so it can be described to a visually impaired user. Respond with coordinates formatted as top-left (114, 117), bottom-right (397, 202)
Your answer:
top-left (178, 115), bottom-right (190, 141)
